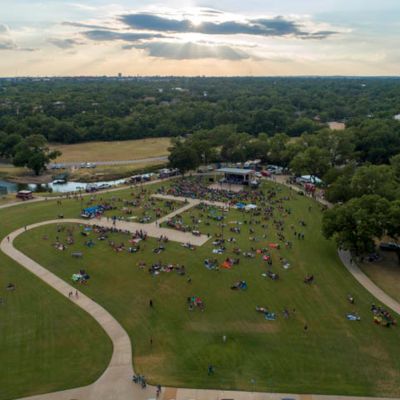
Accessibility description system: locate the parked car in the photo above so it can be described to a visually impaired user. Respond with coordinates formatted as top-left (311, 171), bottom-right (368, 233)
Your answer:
top-left (85, 184), bottom-right (99, 192)
top-left (97, 183), bottom-right (111, 190)
top-left (51, 163), bottom-right (65, 170)
top-left (261, 170), bottom-right (271, 177)
top-left (266, 165), bottom-right (283, 175)
top-left (80, 162), bottom-right (97, 169)
top-left (379, 242), bottom-right (400, 251)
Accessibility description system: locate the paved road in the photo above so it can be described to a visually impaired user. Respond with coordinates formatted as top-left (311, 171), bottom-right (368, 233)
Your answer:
top-left (49, 156), bottom-right (168, 168)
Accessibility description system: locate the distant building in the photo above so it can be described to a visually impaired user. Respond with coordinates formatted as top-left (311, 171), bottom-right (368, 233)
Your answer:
top-left (327, 121), bottom-right (346, 130)
top-left (394, 114), bottom-right (400, 121)
top-left (53, 101), bottom-right (65, 109)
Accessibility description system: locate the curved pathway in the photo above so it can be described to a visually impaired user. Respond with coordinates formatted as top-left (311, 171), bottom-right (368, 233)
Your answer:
top-left (338, 250), bottom-right (400, 315)
top-left (1, 176), bottom-right (400, 399)
top-left (1, 220), bottom-right (157, 400)
top-left (274, 175), bottom-right (400, 315)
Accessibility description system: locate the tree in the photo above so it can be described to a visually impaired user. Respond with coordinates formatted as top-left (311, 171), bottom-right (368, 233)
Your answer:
top-left (324, 163), bottom-right (357, 203)
top-left (390, 154), bottom-right (400, 179)
top-left (168, 139), bottom-right (200, 175)
top-left (351, 120), bottom-right (400, 164)
top-left (267, 133), bottom-right (290, 166)
top-left (287, 118), bottom-right (318, 136)
top-left (322, 195), bottom-right (390, 255)
top-left (0, 133), bottom-right (22, 158)
top-left (386, 200), bottom-right (400, 264)
top-left (12, 134), bottom-right (61, 175)
top-left (220, 132), bottom-right (252, 162)
top-left (290, 146), bottom-right (330, 178)
top-left (350, 164), bottom-right (397, 200)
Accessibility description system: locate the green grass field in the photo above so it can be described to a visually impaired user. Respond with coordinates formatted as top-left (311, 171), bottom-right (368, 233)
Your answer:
top-left (6, 180), bottom-right (400, 398)
top-left (360, 252), bottom-right (400, 303)
top-left (0, 200), bottom-right (113, 399)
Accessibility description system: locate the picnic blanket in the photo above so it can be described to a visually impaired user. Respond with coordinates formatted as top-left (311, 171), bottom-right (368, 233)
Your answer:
top-left (265, 312), bottom-right (276, 321)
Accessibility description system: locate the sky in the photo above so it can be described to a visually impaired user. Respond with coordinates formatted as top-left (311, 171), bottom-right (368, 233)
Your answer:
top-left (0, 0), bottom-right (399, 76)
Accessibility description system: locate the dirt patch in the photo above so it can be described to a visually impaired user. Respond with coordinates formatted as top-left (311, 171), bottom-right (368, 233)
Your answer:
top-left (186, 320), bottom-right (280, 334)
top-left (134, 352), bottom-right (167, 370)
top-left (7, 173), bottom-right (53, 184)
top-left (361, 344), bottom-right (390, 362)
top-left (373, 367), bottom-right (400, 396)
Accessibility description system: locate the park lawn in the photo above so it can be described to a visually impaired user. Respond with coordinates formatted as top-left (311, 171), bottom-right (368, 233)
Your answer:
top-left (12, 181), bottom-right (400, 398)
top-left (102, 196), bottom-right (182, 223)
top-left (0, 194), bottom-right (18, 206)
top-left (0, 184), bottom-right (118, 400)
top-left (360, 252), bottom-right (400, 303)
top-left (0, 165), bottom-right (26, 178)
top-left (51, 138), bottom-right (171, 163)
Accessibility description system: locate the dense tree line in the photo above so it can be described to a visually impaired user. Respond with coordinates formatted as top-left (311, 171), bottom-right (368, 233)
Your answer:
top-left (0, 77), bottom-right (399, 144)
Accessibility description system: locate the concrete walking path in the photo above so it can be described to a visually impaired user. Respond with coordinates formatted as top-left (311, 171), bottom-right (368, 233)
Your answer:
top-left (83, 216), bottom-right (211, 246)
top-left (2, 176), bottom-right (400, 399)
top-left (338, 250), bottom-right (400, 315)
top-left (274, 175), bottom-right (400, 315)
top-left (0, 221), bottom-right (157, 400)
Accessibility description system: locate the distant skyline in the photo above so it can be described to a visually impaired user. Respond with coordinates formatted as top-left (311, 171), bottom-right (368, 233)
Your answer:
top-left (1, 0), bottom-right (399, 77)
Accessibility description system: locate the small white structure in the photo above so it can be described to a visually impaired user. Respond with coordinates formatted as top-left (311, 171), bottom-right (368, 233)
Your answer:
top-left (217, 168), bottom-right (255, 185)
top-left (297, 175), bottom-right (323, 185)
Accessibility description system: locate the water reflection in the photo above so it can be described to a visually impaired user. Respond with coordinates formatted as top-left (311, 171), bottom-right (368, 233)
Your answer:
top-left (0, 178), bottom-right (127, 194)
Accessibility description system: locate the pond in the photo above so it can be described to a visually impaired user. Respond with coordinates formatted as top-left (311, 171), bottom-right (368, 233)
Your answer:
top-left (0, 178), bottom-right (128, 194)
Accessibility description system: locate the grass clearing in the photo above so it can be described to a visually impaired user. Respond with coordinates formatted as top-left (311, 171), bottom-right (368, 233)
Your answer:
top-left (8, 180), bottom-right (400, 398)
top-left (69, 161), bottom-right (166, 182)
top-left (360, 252), bottom-right (400, 303)
top-left (51, 138), bottom-right (171, 163)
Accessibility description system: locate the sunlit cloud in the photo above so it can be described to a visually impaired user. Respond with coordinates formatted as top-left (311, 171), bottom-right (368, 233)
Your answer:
top-left (48, 37), bottom-right (83, 49)
top-left (120, 12), bottom-right (338, 39)
top-left (124, 41), bottom-right (251, 60)
top-left (82, 30), bottom-right (166, 42)
top-left (0, 1), bottom-right (398, 76)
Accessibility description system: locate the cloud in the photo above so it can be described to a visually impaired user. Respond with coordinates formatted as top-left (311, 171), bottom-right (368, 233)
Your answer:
top-left (49, 38), bottom-right (82, 49)
top-left (62, 21), bottom-right (113, 30)
top-left (200, 9), bottom-right (224, 16)
top-left (0, 24), bottom-right (9, 34)
top-left (82, 29), bottom-right (166, 42)
top-left (120, 13), bottom-right (338, 39)
top-left (0, 40), bottom-right (15, 50)
top-left (0, 26), bottom-right (16, 50)
top-left (124, 41), bottom-right (250, 60)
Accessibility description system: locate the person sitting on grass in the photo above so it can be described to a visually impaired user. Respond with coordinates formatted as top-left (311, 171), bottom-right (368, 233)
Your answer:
top-left (304, 274), bottom-right (314, 284)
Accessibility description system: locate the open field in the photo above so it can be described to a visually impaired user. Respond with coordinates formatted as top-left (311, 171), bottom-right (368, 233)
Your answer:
top-left (68, 160), bottom-right (166, 182)
top-left (360, 252), bottom-right (400, 303)
top-left (0, 165), bottom-right (29, 180)
top-left (0, 194), bottom-right (113, 399)
top-left (4, 179), bottom-right (400, 398)
top-left (0, 194), bottom-right (18, 205)
top-left (51, 138), bottom-right (171, 163)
